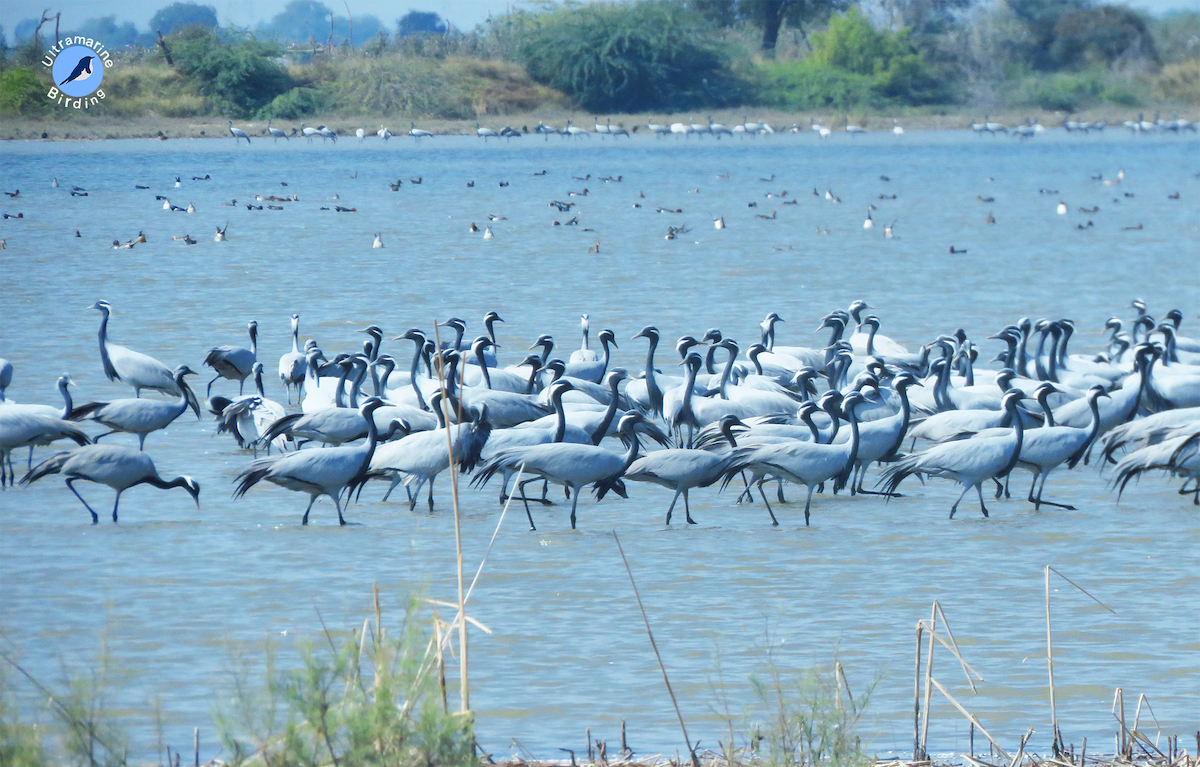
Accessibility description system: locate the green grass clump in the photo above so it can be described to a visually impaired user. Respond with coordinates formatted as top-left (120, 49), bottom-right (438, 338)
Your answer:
top-left (215, 594), bottom-right (476, 767)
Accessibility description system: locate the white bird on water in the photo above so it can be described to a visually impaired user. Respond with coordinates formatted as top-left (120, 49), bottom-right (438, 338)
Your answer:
top-left (373, 233), bottom-right (384, 248)
top-left (277, 314), bottom-right (308, 404)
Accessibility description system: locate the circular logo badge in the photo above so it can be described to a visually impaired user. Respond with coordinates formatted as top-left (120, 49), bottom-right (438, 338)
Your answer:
top-left (52, 45), bottom-right (104, 97)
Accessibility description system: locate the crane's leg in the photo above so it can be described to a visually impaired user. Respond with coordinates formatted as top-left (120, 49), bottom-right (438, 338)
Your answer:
top-left (301, 494), bottom-right (317, 525)
top-left (111, 491), bottom-right (121, 522)
top-left (1033, 472), bottom-right (1076, 510)
top-left (683, 489), bottom-right (696, 525)
top-left (238, 378), bottom-right (245, 396)
top-left (735, 471), bottom-right (752, 504)
top-left (776, 477), bottom-right (787, 502)
top-left (381, 473), bottom-right (402, 502)
top-left (665, 489), bottom-right (681, 525)
top-left (802, 485), bottom-right (816, 526)
top-left (949, 483), bottom-right (974, 518)
top-left (757, 483), bottom-right (779, 526)
top-left (975, 483), bottom-right (989, 517)
top-left (521, 490), bottom-right (536, 531)
top-left (66, 478), bottom-right (99, 524)
top-left (407, 478), bottom-right (424, 512)
top-left (206, 375), bottom-right (221, 397)
top-left (27, 445), bottom-right (34, 470)
top-left (1027, 472), bottom-right (1040, 507)
top-left (569, 486), bottom-right (581, 529)
top-left (333, 493), bottom-right (346, 526)
top-left (138, 433), bottom-right (147, 451)
top-left (427, 478), bottom-right (435, 510)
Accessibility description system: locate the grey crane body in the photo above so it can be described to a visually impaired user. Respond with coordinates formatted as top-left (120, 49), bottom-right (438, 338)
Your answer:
top-left (1, 410), bottom-right (91, 486)
top-left (234, 399), bottom-right (386, 525)
top-left (205, 320), bottom-right (258, 396)
top-left (91, 301), bottom-right (195, 408)
top-left (69, 366), bottom-right (200, 450)
top-left (22, 443), bottom-right (198, 523)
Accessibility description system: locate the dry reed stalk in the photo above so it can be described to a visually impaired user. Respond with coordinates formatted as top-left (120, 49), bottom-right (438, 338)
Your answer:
top-left (921, 604), bottom-right (937, 758)
top-left (928, 677), bottom-right (1011, 762)
top-left (1046, 566), bottom-right (1117, 757)
top-left (914, 622), bottom-right (925, 761)
top-left (1010, 727), bottom-right (1035, 767)
top-left (432, 321), bottom-right (471, 715)
top-left (612, 531), bottom-right (700, 767)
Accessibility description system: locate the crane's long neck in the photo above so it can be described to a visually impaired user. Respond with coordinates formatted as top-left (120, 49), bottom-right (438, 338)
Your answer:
top-left (644, 336), bottom-right (663, 414)
top-left (97, 309), bottom-right (118, 382)
top-left (58, 379), bottom-right (73, 419)
top-left (591, 377), bottom-right (622, 446)
top-left (679, 364), bottom-right (699, 428)
top-left (524, 365), bottom-right (539, 395)
top-left (291, 323), bottom-right (300, 354)
top-left (705, 343), bottom-right (720, 374)
top-left (599, 338), bottom-right (611, 378)
top-left (349, 363), bottom-right (368, 408)
top-left (835, 406), bottom-right (861, 492)
top-left (170, 374), bottom-right (191, 417)
top-left (717, 347), bottom-right (737, 400)
top-left (334, 366), bottom-right (351, 408)
top-left (1050, 331), bottom-right (1064, 383)
top-left (142, 475), bottom-right (192, 492)
top-left (356, 407), bottom-right (382, 478)
top-left (1017, 329), bottom-right (1031, 378)
top-left (1057, 326), bottom-right (1072, 366)
top-left (255, 369), bottom-right (266, 399)
top-left (1001, 335), bottom-right (1018, 370)
top-left (935, 364), bottom-right (953, 411)
top-left (962, 353), bottom-right (974, 387)
top-left (477, 350), bottom-right (493, 389)
top-left (997, 406), bottom-right (1026, 479)
top-left (1034, 330), bottom-right (1050, 381)
top-left (552, 390), bottom-right (568, 443)
top-left (409, 342), bottom-right (428, 411)
top-left (1067, 395), bottom-right (1104, 467)
top-left (866, 324), bottom-right (877, 356)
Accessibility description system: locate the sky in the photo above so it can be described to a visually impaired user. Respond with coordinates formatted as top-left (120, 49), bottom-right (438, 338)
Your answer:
top-left (3, 0), bottom-right (1197, 42)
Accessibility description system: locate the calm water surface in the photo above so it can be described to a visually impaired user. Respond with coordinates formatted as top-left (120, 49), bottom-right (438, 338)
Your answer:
top-left (1, 130), bottom-right (1198, 762)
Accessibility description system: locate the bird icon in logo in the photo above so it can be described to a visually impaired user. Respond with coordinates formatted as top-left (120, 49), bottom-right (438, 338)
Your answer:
top-left (59, 55), bottom-right (95, 86)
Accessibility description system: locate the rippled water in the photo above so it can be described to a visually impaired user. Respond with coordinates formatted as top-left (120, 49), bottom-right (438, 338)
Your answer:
top-left (2, 130), bottom-right (1198, 763)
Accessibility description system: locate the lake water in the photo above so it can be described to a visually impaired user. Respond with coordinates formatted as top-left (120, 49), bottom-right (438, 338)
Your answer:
top-left (1, 128), bottom-right (1198, 763)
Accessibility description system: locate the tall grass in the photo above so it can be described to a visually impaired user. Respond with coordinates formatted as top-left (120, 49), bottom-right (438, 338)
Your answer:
top-left (214, 592), bottom-right (475, 767)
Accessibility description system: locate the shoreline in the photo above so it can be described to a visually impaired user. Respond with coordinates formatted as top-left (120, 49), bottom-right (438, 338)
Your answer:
top-left (1, 106), bottom-right (1190, 142)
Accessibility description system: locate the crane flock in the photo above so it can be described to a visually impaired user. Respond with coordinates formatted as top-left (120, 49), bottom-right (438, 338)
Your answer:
top-left (3, 298), bottom-right (1197, 529)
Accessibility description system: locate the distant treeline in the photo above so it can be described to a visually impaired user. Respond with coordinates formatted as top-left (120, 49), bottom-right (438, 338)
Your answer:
top-left (1, 0), bottom-right (1197, 120)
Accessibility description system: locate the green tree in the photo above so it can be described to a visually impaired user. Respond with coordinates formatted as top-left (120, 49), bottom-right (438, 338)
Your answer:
top-left (692, 0), bottom-right (851, 53)
top-left (170, 26), bottom-right (292, 116)
top-left (1049, 5), bottom-right (1158, 68)
top-left (71, 16), bottom-right (140, 47)
top-left (517, 0), bottom-right (742, 112)
top-left (149, 2), bottom-right (218, 34)
top-left (397, 11), bottom-right (447, 37)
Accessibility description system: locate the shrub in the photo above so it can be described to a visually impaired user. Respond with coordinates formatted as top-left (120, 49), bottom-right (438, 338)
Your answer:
top-left (258, 86), bottom-right (326, 118)
top-left (0, 67), bottom-right (48, 116)
top-left (1004, 71), bottom-right (1143, 109)
top-left (756, 60), bottom-right (877, 109)
top-left (515, 0), bottom-right (744, 112)
top-left (215, 593), bottom-right (476, 767)
top-left (1158, 59), bottom-right (1200, 103)
top-left (170, 26), bottom-right (293, 116)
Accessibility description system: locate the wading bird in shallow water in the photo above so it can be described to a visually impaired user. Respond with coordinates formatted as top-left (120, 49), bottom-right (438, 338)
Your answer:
top-left (22, 444), bottom-right (199, 523)
top-left (228, 120), bottom-right (251, 145)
